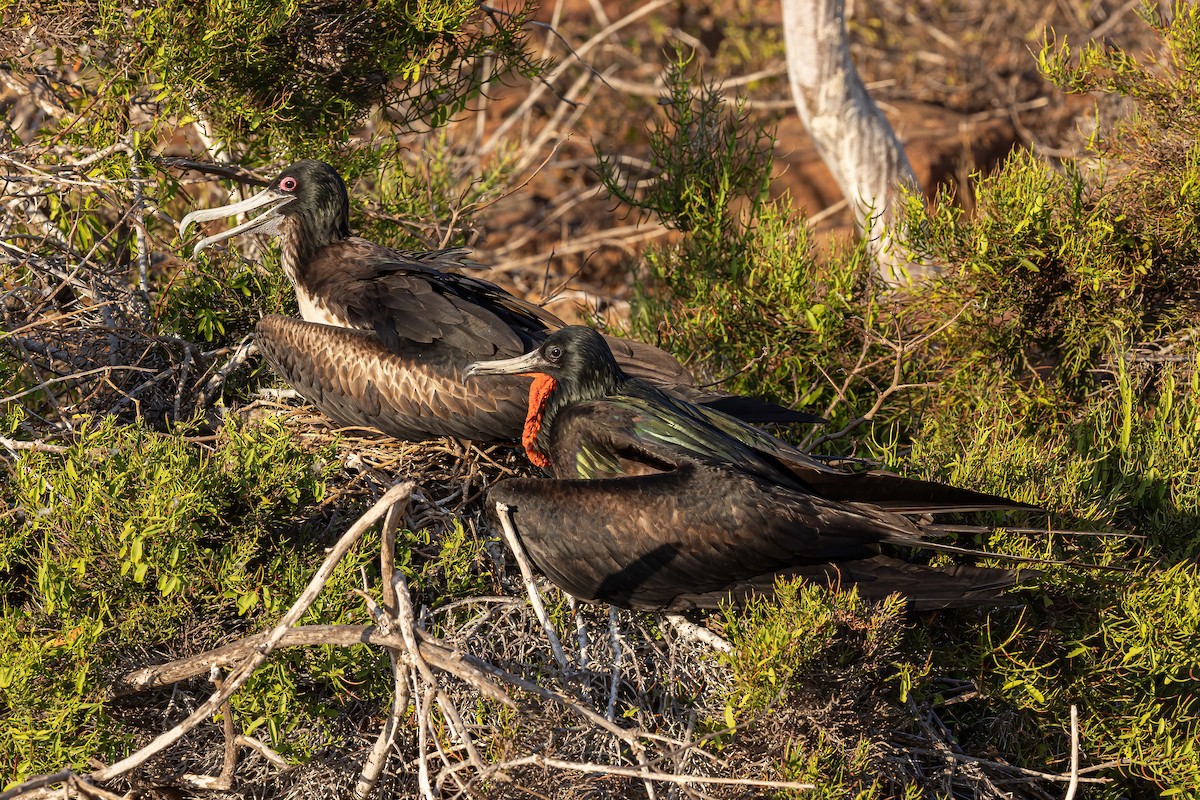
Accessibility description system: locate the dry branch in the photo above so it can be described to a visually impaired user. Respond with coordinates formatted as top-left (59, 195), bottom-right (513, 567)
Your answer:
top-left (110, 622), bottom-right (517, 709)
top-left (87, 481), bottom-right (415, 784)
top-left (495, 501), bottom-right (570, 672)
top-left (483, 754), bottom-right (816, 791)
top-left (354, 500), bottom-right (413, 799)
top-left (781, 0), bottom-right (933, 286)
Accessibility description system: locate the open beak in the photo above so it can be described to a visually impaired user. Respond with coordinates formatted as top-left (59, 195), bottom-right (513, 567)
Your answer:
top-left (464, 349), bottom-right (550, 378)
top-left (178, 188), bottom-right (295, 257)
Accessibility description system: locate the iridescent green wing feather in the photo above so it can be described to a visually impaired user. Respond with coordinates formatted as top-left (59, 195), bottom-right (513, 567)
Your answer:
top-left (551, 394), bottom-right (800, 484)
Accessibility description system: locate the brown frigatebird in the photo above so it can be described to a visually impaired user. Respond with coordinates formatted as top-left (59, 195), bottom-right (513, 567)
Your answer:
top-left (178, 160), bottom-right (821, 442)
top-left (466, 326), bottom-right (1043, 611)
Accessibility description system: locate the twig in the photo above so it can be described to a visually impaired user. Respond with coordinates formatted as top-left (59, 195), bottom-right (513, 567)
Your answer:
top-left (487, 223), bottom-right (668, 274)
top-left (149, 156), bottom-right (269, 185)
top-left (1, 363), bottom-right (158, 405)
top-left (901, 748), bottom-right (1108, 784)
top-left (664, 614), bottom-right (732, 654)
top-left (0, 772), bottom-right (76, 800)
top-left (415, 685), bottom-right (436, 800)
top-left (195, 334), bottom-right (255, 408)
top-left (805, 306), bottom-right (969, 450)
top-left (126, 144), bottom-right (151, 312)
top-left (172, 345), bottom-right (191, 422)
top-left (235, 735), bottom-right (289, 771)
top-left (487, 754), bottom-right (816, 790)
top-left (494, 502), bottom-right (569, 672)
top-left (478, 0), bottom-right (674, 156)
top-left (354, 500), bottom-right (414, 799)
top-left (0, 435), bottom-right (68, 455)
top-left (569, 596), bottom-right (589, 670)
top-left (215, 672), bottom-right (238, 789)
top-left (607, 605), bottom-right (622, 722)
top-left (1064, 704), bottom-right (1080, 800)
top-left (110, 623), bottom-right (515, 709)
top-left (393, 564), bottom-right (489, 784)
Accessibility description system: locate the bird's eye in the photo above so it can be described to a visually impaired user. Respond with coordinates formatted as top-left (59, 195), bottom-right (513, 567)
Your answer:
top-left (279, 176), bottom-right (298, 192)
top-left (546, 345), bottom-right (563, 362)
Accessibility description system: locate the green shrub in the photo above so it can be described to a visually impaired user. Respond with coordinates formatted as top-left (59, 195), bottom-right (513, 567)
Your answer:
top-left (6, 0), bottom-right (540, 157)
top-left (596, 12), bottom-right (1200, 793)
top-left (0, 415), bottom-right (339, 780)
top-left (906, 349), bottom-right (1200, 794)
top-left (598, 55), bottom-right (914, 446)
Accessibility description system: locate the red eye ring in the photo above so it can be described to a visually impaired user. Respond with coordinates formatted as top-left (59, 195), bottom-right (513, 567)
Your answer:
top-left (280, 176), bottom-right (297, 191)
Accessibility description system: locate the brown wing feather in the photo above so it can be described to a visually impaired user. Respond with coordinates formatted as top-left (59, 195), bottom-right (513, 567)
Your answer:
top-left (301, 240), bottom-right (553, 355)
top-left (290, 239), bottom-right (824, 430)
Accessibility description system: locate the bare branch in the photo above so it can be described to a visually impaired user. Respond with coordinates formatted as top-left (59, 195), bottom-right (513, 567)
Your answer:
top-left (781, 0), bottom-right (935, 285)
top-left (486, 754), bottom-right (816, 790)
top-left (1065, 704), bottom-right (1081, 799)
top-left (88, 481), bottom-right (414, 784)
top-left (494, 501), bottom-right (570, 672)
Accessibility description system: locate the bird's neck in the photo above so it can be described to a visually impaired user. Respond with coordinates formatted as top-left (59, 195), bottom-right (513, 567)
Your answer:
top-left (279, 216), bottom-right (308, 288)
top-left (279, 215), bottom-right (340, 291)
top-left (523, 369), bottom-right (623, 469)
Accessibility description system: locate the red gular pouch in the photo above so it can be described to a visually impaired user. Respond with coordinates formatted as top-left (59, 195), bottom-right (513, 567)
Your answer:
top-left (521, 373), bottom-right (557, 468)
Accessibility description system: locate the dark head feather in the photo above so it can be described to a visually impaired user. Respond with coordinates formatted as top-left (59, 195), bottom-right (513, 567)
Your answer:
top-left (527, 326), bottom-right (627, 403)
top-left (272, 160), bottom-right (352, 262)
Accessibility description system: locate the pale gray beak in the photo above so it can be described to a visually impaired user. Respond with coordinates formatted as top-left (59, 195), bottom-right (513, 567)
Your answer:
top-left (464, 349), bottom-right (549, 378)
top-left (178, 188), bottom-right (295, 258)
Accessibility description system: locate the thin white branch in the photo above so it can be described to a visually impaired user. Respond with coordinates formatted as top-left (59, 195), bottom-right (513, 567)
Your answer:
top-left (569, 596), bottom-right (590, 670)
top-left (606, 605), bottom-right (622, 722)
top-left (494, 502), bottom-right (569, 672)
top-left (1065, 704), bottom-right (1080, 800)
top-left (664, 614), bottom-right (733, 654)
top-left (490, 755), bottom-right (816, 790)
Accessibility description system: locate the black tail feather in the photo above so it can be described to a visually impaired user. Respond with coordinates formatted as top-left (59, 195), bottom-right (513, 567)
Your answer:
top-left (924, 523), bottom-right (1140, 539)
top-left (802, 469), bottom-right (1040, 514)
top-left (697, 394), bottom-right (828, 425)
top-left (881, 532), bottom-right (1131, 573)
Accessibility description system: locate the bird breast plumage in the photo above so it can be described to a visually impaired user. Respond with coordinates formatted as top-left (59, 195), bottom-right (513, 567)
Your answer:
top-left (294, 283), bottom-right (347, 328)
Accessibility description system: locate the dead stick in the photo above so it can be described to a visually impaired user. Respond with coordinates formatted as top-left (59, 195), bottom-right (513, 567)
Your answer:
top-left (392, 568), bottom-right (488, 779)
top-left (236, 735), bottom-right (289, 770)
top-left (606, 605), bottom-right (621, 722)
top-left (491, 754), bottom-right (815, 790)
top-left (1064, 704), bottom-right (1080, 800)
top-left (0, 771), bottom-right (76, 800)
top-left (355, 500), bottom-right (413, 798)
top-left (494, 502), bottom-right (569, 672)
top-left (217, 674), bottom-right (237, 787)
top-left (569, 596), bottom-right (589, 670)
top-left (415, 685), bottom-right (436, 800)
top-left (111, 624), bottom-right (514, 709)
top-left (901, 748), bottom-right (1108, 784)
top-left (664, 614), bottom-right (732, 654)
top-left (195, 335), bottom-right (255, 408)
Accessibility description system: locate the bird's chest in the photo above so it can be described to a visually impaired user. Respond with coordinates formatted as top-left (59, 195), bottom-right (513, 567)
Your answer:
top-left (294, 283), bottom-right (354, 329)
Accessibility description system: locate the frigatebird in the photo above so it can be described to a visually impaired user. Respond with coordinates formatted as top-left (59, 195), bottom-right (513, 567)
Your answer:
top-left (178, 160), bottom-right (820, 442)
top-left (466, 326), bottom-right (1042, 611)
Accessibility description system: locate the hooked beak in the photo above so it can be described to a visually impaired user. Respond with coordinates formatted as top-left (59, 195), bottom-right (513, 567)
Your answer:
top-left (464, 349), bottom-right (550, 379)
top-left (178, 188), bottom-right (295, 258)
